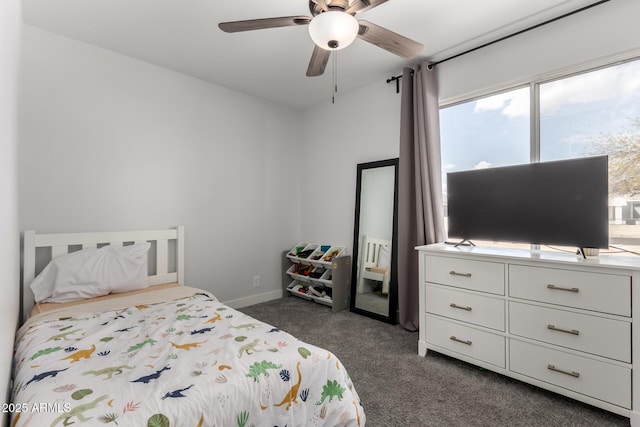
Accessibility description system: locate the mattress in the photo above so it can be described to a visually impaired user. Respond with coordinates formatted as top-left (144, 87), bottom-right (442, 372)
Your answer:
top-left (12, 286), bottom-right (365, 426)
top-left (29, 282), bottom-right (181, 317)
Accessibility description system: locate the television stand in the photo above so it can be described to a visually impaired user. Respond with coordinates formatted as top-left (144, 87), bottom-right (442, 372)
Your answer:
top-left (416, 243), bottom-right (640, 424)
top-left (453, 239), bottom-right (475, 248)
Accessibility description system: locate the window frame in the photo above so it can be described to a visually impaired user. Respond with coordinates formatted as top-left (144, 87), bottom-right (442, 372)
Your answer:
top-left (438, 55), bottom-right (640, 251)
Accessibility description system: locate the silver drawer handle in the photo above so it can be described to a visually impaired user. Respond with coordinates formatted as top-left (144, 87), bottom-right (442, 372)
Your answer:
top-left (450, 303), bottom-right (472, 311)
top-left (547, 324), bottom-right (579, 336)
top-left (547, 284), bottom-right (579, 293)
top-left (450, 336), bottom-right (472, 345)
top-left (547, 364), bottom-right (580, 378)
top-left (449, 271), bottom-right (472, 278)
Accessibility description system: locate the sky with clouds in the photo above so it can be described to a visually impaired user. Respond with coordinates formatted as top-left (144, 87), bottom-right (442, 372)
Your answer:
top-left (440, 59), bottom-right (640, 179)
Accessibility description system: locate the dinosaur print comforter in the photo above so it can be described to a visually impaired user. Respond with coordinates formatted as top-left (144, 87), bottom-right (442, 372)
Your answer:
top-left (12, 287), bottom-right (365, 426)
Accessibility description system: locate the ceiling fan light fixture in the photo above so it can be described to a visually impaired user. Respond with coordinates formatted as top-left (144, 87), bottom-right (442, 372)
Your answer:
top-left (308, 10), bottom-right (359, 50)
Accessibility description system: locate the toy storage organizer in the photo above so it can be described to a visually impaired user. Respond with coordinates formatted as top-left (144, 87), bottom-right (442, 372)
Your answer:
top-left (284, 243), bottom-right (350, 313)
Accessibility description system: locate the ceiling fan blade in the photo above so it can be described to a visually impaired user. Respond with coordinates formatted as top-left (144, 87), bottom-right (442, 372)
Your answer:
top-left (314, 0), bottom-right (329, 12)
top-left (306, 46), bottom-right (331, 77)
top-left (346, 0), bottom-right (389, 14)
top-left (219, 16), bottom-right (311, 33)
top-left (357, 20), bottom-right (423, 60)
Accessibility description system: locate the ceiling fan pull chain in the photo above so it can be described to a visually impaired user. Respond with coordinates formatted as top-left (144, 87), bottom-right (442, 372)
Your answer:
top-left (332, 50), bottom-right (338, 104)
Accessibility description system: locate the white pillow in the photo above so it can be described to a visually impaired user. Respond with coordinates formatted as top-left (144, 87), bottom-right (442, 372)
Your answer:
top-left (378, 244), bottom-right (391, 268)
top-left (31, 242), bottom-right (151, 303)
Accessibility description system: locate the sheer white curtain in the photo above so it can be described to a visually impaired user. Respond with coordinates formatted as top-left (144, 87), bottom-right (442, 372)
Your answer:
top-left (397, 63), bottom-right (446, 330)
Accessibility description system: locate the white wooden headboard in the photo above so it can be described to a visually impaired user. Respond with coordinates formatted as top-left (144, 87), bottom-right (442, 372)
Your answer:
top-left (360, 235), bottom-right (390, 268)
top-left (22, 226), bottom-right (184, 322)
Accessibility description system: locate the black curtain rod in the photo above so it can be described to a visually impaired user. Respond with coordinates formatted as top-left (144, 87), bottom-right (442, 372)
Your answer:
top-left (432, 0), bottom-right (610, 67)
top-left (386, 70), bottom-right (414, 93)
top-left (386, 0), bottom-right (610, 88)
top-left (386, 75), bottom-right (402, 93)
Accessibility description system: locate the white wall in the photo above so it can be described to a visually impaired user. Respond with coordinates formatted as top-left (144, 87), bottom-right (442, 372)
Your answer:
top-left (299, 82), bottom-right (402, 251)
top-left (300, 0), bottom-right (640, 250)
top-left (0, 0), bottom-right (21, 416)
top-left (19, 26), bottom-right (302, 306)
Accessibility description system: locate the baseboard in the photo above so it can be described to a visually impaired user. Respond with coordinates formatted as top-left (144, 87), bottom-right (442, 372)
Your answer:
top-left (223, 289), bottom-right (283, 309)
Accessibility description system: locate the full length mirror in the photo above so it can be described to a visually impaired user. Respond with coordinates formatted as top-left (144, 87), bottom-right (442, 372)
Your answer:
top-left (350, 158), bottom-right (398, 324)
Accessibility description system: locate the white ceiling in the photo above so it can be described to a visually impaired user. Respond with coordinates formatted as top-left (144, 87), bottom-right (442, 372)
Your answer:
top-left (22, 0), bottom-right (603, 109)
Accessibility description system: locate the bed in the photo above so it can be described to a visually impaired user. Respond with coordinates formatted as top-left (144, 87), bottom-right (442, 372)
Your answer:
top-left (12, 227), bottom-right (365, 426)
top-left (357, 235), bottom-right (391, 295)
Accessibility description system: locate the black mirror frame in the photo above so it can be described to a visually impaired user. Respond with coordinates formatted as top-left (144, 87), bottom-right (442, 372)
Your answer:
top-left (350, 158), bottom-right (399, 324)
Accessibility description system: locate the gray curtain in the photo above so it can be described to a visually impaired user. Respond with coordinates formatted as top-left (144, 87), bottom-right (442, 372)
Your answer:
top-left (397, 63), bottom-right (446, 331)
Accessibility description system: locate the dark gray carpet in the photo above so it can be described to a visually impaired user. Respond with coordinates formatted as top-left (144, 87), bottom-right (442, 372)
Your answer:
top-left (239, 296), bottom-right (629, 427)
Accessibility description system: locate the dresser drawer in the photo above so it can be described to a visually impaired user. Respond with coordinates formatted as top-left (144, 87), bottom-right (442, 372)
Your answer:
top-left (425, 255), bottom-right (504, 295)
top-left (510, 339), bottom-right (631, 409)
top-left (509, 265), bottom-right (630, 316)
top-left (426, 285), bottom-right (505, 331)
top-left (509, 302), bottom-right (630, 362)
top-left (425, 315), bottom-right (505, 368)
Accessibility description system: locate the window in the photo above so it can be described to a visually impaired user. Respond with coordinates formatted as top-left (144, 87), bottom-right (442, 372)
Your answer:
top-left (540, 60), bottom-right (640, 253)
top-left (440, 58), bottom-right (640, 255)
top-left (440, 87), bottom-right (530, 247)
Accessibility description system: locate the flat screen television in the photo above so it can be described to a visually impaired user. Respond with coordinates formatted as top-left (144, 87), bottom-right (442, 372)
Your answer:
top-left (446, 156), bottom-right (609, 249)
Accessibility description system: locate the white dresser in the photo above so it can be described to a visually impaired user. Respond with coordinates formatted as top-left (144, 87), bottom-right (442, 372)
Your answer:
top-left (417, 243), bottom-right (640, 423)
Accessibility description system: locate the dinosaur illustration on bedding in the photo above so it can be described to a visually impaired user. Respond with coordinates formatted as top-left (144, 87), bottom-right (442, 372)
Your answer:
top-left (50, 395), bottom-right (108, 427)
top-left (82, 364), bottom-right (133, 380)
top-left (125, 338), bottom-right (157, 353)
top-left (238, 338), bottom-right (261, 357)
top-left (131, 365), bottom-right (171, 384)
top-left (169, 340), bottom-right (207, 350)
top-left (205, 313), bottom-right (221, 323)
top-left (46, 329), bottom-right (80, 341)
top-left (12, 291), bottom-right (365, 426)
top-left (29, 346), bottom-right (62, 360)
top-left (190, 326), bottom-right (214, 335)
top-left (161, 384), bottom-right (194, 400)
top-left (317, 379), bottom-right (347, 404)
top-left (246, 360), bottom-right (282, 382)
top-left (60, 344), bottom-right (95, 363)
top-left (274, 361), bottom-right (302, 410)
top-left (23, 368), bottom-right (68, 389)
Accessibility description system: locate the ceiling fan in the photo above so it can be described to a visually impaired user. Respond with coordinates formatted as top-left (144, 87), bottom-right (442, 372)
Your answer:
top-left (218, 0), bottom-right (423, 77)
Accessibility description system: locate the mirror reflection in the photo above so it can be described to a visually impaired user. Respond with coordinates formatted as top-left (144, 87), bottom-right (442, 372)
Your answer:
top-left (351, 159), bottom-right (398, 323)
